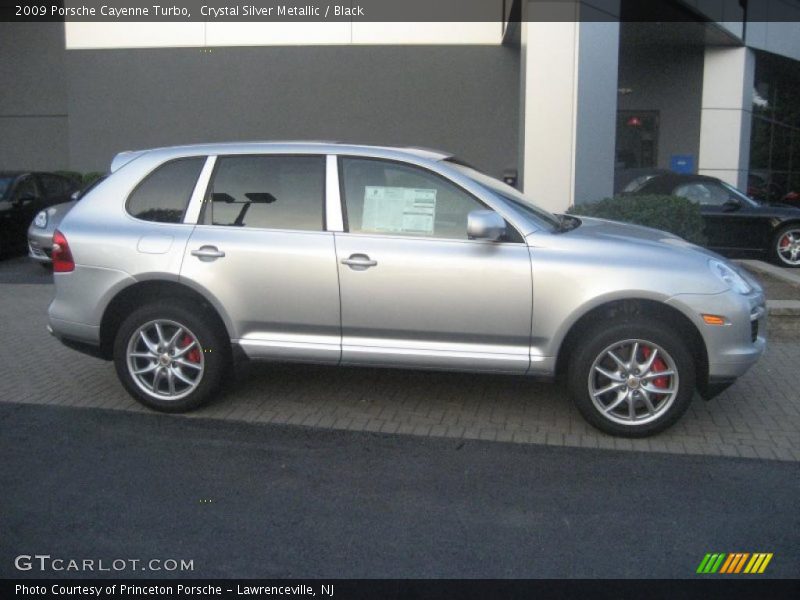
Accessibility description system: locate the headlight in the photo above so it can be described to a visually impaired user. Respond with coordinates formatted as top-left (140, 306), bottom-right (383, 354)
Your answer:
top-left (709, 259), bottom-right (752, 294)
top-left (33, 210), bottom-right (48, 228)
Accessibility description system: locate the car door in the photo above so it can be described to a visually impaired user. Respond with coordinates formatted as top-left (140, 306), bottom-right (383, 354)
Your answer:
top-left (9, 175), bottom-right (42, 236)
top-left (180, 154), bottom-right (341, 364)
top-left (334, 156), bottom-right (533, 373)
top-left (673, 181), bottom-right (769, 254)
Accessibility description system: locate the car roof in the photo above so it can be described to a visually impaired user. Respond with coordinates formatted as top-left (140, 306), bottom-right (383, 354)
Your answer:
top-left (110, 141), bottom-right (455, 172)
top-left (613, 167), bottom-right (672, 193)
top-left (635, 172), bottom-right (725, 192)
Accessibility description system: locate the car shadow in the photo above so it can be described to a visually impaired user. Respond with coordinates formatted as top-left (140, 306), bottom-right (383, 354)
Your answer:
top-left (0, 255), bottom-right (53, 284)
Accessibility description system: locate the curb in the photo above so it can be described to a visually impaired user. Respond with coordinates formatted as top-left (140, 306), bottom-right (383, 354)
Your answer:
top-left (734, 261), bottom-right (800, 340)
top-left (736, 259), bottom-right (800, 287)
top-left (767, 300), bottom-right (800, 340)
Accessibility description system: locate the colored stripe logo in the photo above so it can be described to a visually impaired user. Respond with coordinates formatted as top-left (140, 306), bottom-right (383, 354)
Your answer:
top-left (696, 553), bottom-right (773, 574)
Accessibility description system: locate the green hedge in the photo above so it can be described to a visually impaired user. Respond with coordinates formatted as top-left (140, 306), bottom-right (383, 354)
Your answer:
top-left (567, 195), bottom-right (707, 245)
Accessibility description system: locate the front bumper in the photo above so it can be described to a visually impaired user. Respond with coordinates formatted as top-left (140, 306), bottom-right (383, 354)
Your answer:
top-left (667, 288), bottom-right (766, 390)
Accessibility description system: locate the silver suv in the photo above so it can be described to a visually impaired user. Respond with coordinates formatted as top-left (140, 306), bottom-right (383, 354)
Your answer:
top-left (48, 143), bottom-right (766, 437)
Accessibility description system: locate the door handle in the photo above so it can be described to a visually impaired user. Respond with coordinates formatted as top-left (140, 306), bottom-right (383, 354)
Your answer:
top-left (191, 245), bottom-right (226, 261)
top-left (341, 254), bottom-right (377, 270)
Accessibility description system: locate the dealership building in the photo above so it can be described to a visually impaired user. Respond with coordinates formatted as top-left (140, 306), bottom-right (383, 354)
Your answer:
top-left (1, 0), bottom-right (799, 212)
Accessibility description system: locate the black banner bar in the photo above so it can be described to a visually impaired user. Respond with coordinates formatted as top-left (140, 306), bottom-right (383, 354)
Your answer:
top-left (3, 0), bottom-right (800, 23)
top-left (3, 579), bottom-right (800, 600)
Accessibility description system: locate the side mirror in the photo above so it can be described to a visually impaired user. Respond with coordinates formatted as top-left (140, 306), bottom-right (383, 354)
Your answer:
top-left (13, 194), bottom-right (35, 207)
top-left (722, 198), bottom-right (741, 212)
top-left (467, 210), bottom-right (506, 241)
top-left (70, 190), bottom-right (81, 201)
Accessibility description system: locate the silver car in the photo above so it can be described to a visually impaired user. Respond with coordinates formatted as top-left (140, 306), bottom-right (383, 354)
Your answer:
top-left (47, 142), bottom-right (766, 437)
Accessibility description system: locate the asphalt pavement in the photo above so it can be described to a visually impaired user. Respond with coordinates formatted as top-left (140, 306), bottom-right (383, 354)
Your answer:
top-left (1, 402), bottom-right (798, 579)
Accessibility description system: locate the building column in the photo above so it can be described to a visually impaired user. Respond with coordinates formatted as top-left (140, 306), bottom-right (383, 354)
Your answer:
top-left (698, 46), bottom-right (755, 189)
top-left (518, 1), bottom-right (619, 212)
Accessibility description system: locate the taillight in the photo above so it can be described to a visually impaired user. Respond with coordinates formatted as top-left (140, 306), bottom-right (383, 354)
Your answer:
top-left (52, 229), bottom-right (75, 273)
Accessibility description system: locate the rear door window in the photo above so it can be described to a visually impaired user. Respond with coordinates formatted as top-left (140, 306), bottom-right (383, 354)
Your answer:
top-left (203, 155), bottom-right (325, 231)
top-left (127, 158), bottom-right (205, 223)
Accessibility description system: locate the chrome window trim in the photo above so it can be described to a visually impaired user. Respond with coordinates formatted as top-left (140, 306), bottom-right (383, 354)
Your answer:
top-left (183, 155), bottom-right (217, 225)
top-left (325, 154), bottom-right (344, 232)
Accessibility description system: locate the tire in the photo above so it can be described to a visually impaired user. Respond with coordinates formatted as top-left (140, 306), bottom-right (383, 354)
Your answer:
top-left (567, 318), bottom-right (696, 437)
top-left (770, 224), bottom-right (800, 268)
top-left (113, 300), bottom-right (229, 412)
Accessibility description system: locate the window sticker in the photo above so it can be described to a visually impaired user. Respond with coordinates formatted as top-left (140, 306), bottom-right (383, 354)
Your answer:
top-left (361, 186), bottom-right (437, 234)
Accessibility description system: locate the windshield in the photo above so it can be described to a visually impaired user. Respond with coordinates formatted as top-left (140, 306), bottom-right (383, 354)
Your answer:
top-left (0, 177), bottom-right (13, 199)
top-left (447, 163), bottom-right (561, 231)
top-left (720, 180), bottom-right (760, 207)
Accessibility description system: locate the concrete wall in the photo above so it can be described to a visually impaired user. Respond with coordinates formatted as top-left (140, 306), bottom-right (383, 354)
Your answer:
top-left (0, 23), bottom-right (69, 170)
top-left (617, 43), bottom-right (705, 170)
top-left (65, 45), bottom-right (520, 176)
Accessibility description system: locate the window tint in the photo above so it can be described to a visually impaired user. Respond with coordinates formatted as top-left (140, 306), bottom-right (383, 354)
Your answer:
top-left (0, 177), bottom-right (13, 198)
top-left (674, 182), bottom-right (733, 206)
top-left (39, 174), bottom-right (73, 197)
top-left (204, 156), bottom-right (324, 231)
top-left (127, 158), bottom-right (204, 223)
top-left (341, 158), bottom-right (485, 240)
top-left (15, 176), bottom-right (40, 200)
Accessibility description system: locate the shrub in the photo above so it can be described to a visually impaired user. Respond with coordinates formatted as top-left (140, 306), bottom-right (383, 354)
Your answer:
top-left (54, 170), bottom-right (106, 188)
top-left (54, 170), bottom-right (83, 185)
top-left (567, 195), bottom-right (707, 245)
top-left (81, 171), bottom-right (105, 185)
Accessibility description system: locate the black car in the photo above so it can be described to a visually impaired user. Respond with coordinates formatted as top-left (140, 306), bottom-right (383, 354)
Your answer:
top-left (625, 173), bottom-right (800, 268)
top-left (0, 171), bottom-right (79, 256)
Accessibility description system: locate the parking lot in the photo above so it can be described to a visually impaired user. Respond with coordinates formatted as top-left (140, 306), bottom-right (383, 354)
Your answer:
top-left (1, 256), bottom-right (799, 462)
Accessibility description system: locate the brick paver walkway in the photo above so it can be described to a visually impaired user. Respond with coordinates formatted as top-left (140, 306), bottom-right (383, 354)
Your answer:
top-left (2, 277), bottom-right (798, 462)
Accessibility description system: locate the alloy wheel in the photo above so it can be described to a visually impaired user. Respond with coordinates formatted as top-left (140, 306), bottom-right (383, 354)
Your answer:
top-left (588, 338), bottom-right (679, 426)
top-left (776, 228), bottom-right (800, 266)
top-left (126, 319), bottom-right (205, 401)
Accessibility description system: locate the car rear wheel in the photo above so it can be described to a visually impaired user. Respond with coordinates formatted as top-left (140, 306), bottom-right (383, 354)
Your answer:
top-left (113, 301), bottom-right (228, 412)
top-left (567, 318), bottom-right (695, 437)
top-left (771, 225), bottom-right (800, 267)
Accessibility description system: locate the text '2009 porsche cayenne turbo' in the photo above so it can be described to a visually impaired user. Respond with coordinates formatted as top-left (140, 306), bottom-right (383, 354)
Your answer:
top-left (47, 143), bottom-right (766, 437)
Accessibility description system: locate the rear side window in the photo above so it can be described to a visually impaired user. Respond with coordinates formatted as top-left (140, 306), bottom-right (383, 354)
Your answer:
top-left (39, 174), bottom-right (74, 197)
top-left (127, 158), bottom-right (205, 223)
top-left (203, 155), bottom-right (325, 231)
top-left (674, 182), bottom-right (731, 206)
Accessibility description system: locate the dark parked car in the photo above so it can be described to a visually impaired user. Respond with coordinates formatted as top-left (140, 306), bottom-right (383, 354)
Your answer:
top-left (0, 171), bottom-right (79, 256)
top-left (28, 174), bottom-right (107, 264)
top-left (625, 173), bottom-right (800, 268)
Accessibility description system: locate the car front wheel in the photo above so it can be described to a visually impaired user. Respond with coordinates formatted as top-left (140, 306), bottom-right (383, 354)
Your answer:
top-left (567, 319), bottom-right (696, 437)
top-left (771, 225), bottom-right (800, 267)
top-left (113, 301), bottom-right (227, 412)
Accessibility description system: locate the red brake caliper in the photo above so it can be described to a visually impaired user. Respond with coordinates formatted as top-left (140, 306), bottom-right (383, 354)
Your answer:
top-left (780, 235), bottom-right (791, 250)
top-left (641, 346), bottom-right (668, 390)
top-left (181, 334), bottom-right (201, 363)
